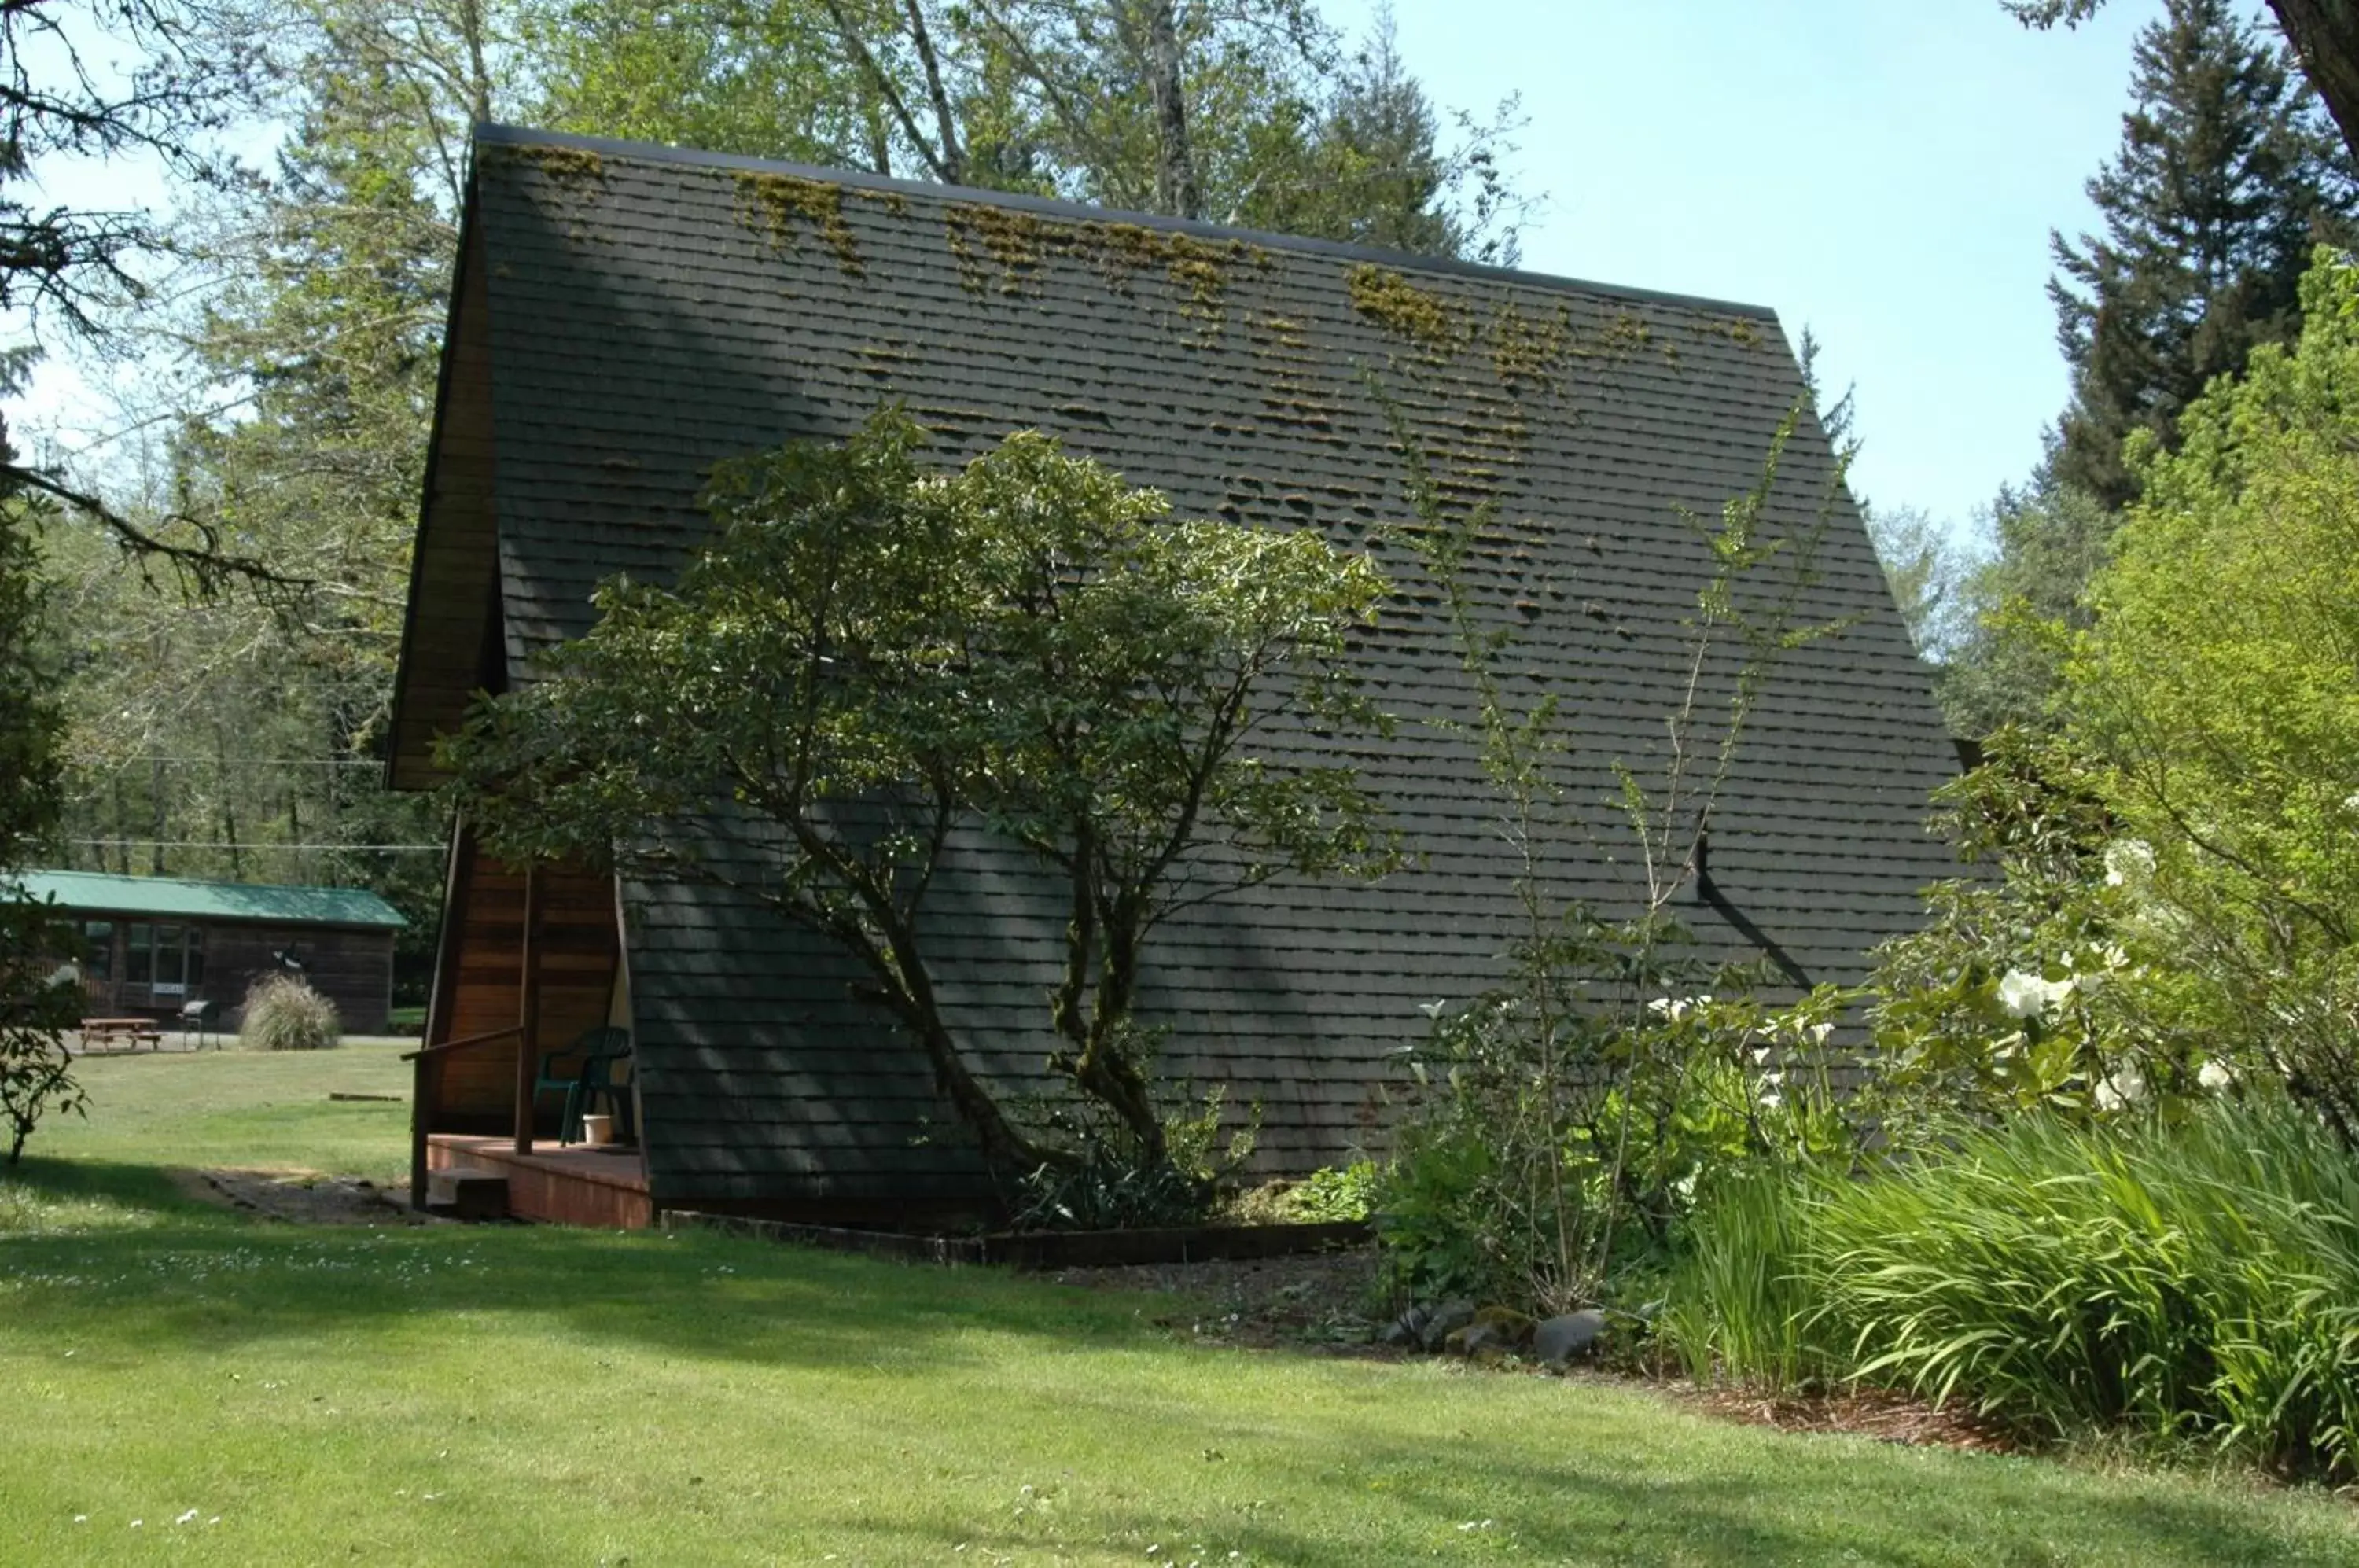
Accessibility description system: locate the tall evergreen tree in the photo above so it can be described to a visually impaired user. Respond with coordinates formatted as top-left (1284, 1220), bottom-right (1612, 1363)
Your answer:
top-left (2049, 0), bottom-right (2355, 509)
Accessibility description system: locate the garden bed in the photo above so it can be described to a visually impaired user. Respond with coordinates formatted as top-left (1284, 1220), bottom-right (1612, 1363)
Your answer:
top-left (659, 1209), bottom-right (1370, 1270)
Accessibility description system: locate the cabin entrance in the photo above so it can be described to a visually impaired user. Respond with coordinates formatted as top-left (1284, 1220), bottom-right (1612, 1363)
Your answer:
top-left (408, 834), bottom-right (649, 1225)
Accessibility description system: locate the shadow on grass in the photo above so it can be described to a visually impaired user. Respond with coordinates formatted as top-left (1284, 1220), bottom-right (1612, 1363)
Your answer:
top-left (0, 1155), bottom-right (1168, 1371)
top-left (4, 1158), bottom-right (2351, 1566)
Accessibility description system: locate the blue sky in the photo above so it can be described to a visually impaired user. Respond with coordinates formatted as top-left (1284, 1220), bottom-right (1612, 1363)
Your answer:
top-left (1340, 0), bottom-right (2167, 535)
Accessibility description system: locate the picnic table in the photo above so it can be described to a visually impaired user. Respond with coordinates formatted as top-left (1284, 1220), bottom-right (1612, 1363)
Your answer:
top-left (79, 1017), bottom-right (164, 1051)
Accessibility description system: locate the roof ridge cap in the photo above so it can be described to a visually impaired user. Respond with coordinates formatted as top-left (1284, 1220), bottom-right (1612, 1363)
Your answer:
top-left (469, 120), bottom-right (1784, 322)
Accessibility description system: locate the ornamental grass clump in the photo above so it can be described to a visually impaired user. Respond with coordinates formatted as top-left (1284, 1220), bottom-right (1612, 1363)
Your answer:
top-left (1665, 1099), bottom-right (2359, 1482)
top-left (239, 974), bottom-right (341, 1052)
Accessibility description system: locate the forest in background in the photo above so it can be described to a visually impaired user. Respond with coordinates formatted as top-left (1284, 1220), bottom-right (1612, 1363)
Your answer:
top-left (10, 0), bottom-right (2359, 1002)
top-left (13, 0), bottom-right (1533, 998)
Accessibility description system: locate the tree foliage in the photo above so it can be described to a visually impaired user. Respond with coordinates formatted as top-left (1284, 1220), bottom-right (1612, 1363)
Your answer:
top-left (0, 0), bottom-right (290, 581)
top-left (442, 410), bottom-right (1391, 1180)
top-left (36, 2), bottom-right (490, 976)
top-left (1934, 463), bottom-right (2114, 737)
top-left (521, 0), bottom-right (1528, 262)
top-left (0, 423), bottom-right (82, 1163)
top-left (2046, 0), bottom-right (2354, 509)
top-left (2011, 0), bottom-right (2359, 179)
top-left (2059, 249), bottom-right (2359, 1143)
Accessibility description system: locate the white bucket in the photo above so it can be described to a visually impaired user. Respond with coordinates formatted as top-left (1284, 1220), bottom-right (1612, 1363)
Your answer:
top-left (580, 1113), bottom-right (614, 1148)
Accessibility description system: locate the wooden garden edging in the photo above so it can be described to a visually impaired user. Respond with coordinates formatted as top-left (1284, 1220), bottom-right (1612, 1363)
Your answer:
top-left (659, 1212), bottom-right (1371, 1270)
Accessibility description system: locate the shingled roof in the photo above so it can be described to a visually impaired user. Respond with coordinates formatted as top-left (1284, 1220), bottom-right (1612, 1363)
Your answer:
top-left (392, 124), bottom-right (1958, 1212)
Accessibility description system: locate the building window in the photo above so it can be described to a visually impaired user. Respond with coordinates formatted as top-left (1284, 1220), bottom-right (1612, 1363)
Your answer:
top-left (151, 923), bottom-right (186, 998)
top-left (82, 922), bottom-right (113, 981)
top-left (121, 924), bottom-right (205, 998)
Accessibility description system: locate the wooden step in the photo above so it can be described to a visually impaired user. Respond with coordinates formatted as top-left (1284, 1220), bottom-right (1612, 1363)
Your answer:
top-left (425, 1166), bottom-right (509, 1220)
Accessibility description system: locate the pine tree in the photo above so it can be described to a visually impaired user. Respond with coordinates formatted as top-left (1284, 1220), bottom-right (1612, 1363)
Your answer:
top-left (2050, 0), bottom-right (2356, 509)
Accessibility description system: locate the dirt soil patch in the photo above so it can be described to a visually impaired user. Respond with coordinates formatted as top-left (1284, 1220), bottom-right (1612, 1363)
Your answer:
top-left (1658, 1379), bottom-right (2022, 1455)
top-left (170, 1167), bottom-right (436, 1226)
top-left (1051, 1246), bottom-right (1393, 1353)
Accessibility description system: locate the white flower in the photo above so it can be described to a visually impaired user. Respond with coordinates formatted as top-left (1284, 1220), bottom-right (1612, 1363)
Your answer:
top-left (2104, 840), bottom-right (2155, 888)
top-left (1996, 970), bottom-right (2073, 1020)
top-left (1809, 1021), bottom-right (1835, 1045)
top-left (1417, 999), bottom-right (1447, 1021)
top-left (2199, 1059), bottom-right (2236, 1092)
top-left (2094, 1063), bottom-right (2147, 1112)
top-left (1648, 993), bottom-right (1709, 1022)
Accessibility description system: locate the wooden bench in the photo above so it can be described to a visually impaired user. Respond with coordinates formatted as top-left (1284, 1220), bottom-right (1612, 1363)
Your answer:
top-left (79, 1018), bottom-right (164, 1052)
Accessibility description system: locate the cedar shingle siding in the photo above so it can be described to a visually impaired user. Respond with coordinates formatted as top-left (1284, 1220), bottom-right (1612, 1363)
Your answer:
top-left (392, 127), bottom-right (1957, 1216)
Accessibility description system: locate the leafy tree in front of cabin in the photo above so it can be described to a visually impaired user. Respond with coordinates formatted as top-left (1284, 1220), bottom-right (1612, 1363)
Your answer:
top-left (440, 410), bottom-right (1391, 1192)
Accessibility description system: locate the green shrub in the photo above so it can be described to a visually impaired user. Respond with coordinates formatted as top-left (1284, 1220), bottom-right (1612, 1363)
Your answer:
top-left (1659, 1168), bottom-right (1838, 1397)
top-left (1663, 1099), bottom-right (2359, 1482)
top-left (238, 975), bottom-right (341, 1052)
top-left (1284, 1160), bottom-right (1379, 1223)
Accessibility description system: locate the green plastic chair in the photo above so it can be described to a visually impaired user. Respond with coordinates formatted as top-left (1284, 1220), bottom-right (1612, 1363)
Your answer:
top-left (532, 1026), bottom-right (633, 1146)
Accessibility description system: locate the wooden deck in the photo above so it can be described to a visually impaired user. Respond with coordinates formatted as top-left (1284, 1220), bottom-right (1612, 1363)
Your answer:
top-left (425, 1134), bottom-right (655, 1228)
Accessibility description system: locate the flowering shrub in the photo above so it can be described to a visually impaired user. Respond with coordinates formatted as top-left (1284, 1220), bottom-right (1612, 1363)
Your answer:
top-left (1864, 731), bottom-right (2220, 1135)
top-left (1378, 909), bottom-right (1860, 1310)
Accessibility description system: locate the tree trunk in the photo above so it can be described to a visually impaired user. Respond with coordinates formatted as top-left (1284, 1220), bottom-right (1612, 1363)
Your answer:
top-left (149, 756), bottom-right (166, 875)
top-left (2269, 2), bottom-right (2359, 170)
top-left (458, 0), bottom-right (494, 123)
top-left (1144, 1), bottom-right (1202, 219)
top-left (215, 726), bottom-right (241, 881)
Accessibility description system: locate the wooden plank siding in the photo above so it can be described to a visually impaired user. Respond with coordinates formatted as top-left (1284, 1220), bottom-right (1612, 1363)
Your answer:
top-left (421, 837), bottom-right (623, 1139)
top-left (425, 1136), bottom-right (653, 1228)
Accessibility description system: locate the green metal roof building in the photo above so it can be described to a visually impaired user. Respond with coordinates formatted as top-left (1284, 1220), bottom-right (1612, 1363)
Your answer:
top-left (16, 870), bottom-right (407, 1033)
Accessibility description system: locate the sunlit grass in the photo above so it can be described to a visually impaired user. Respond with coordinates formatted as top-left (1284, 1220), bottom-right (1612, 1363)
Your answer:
top-left (1, 1047), bottom-right (2353, 1562)
top-left (38, 1037), bottom-right (413, 1187)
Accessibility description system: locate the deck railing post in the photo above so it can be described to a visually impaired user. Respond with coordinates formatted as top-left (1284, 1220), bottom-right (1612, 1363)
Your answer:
top-left (513, 862), bottom-right (543, 1155)
top-left (410, 1049), bottom-right (429, 1210)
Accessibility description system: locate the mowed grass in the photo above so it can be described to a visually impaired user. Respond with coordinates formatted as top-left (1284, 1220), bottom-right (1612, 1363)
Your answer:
top-left (42, 1038), bottom-right (414, 1188)
top-left (2, 1053), bottom-right (2354, 1565)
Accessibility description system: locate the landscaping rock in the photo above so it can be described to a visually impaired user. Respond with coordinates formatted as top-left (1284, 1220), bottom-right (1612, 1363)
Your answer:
top-left (1470, 1305), bottom-right (1536, 1349)
top-left (1420, 1298), bottom-right (1476, 1351)
top-left (1533, 1309), bottom-right (1607, 1365)
top-left (1378, 1305), bottom-right (1430, 1349)
top-left (1452, 1322), bottom-right (1517, 1361)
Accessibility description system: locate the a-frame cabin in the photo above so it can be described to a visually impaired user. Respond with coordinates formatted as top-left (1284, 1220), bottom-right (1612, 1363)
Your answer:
top-left (389, 126), bottom-right (1958, 1228)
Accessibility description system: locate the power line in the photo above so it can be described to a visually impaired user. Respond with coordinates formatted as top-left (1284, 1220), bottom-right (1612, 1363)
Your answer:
top-left (67, 756), bottom-right (388, 767)
top-left (62, 839), bottom-right (445, 852)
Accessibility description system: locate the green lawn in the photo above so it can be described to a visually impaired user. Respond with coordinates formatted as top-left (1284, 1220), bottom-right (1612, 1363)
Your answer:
top-left (2, 1050), bottom-right (2353, 1565)
top-left (42, 1039), bottom-right (415, 1188)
